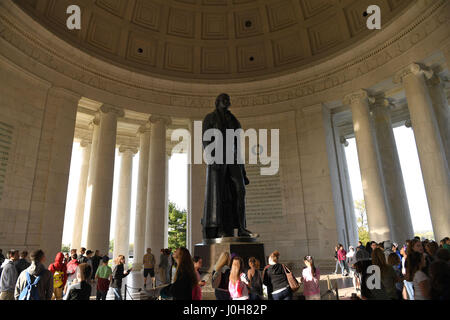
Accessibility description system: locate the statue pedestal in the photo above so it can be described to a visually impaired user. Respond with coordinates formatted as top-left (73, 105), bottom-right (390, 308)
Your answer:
top-left (194, 237), bottom-right (266, 273)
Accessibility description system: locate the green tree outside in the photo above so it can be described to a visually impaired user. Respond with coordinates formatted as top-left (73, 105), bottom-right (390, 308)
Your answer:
top-left (61, 244), bottom-right (71, 253)
top-left (168, 201), bottom-right (187, 249)
top-left (355, 199), bottom-right (370, 245)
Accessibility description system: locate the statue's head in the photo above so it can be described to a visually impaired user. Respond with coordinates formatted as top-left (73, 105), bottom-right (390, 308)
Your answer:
top-left (215, 93), bottom-right (230, 110)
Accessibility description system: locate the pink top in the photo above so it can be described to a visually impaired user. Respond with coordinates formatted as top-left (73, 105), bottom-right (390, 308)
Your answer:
top-left (228, 273), bottom-right (249, 300)
top-left (337, 249), bottom-right (347, 261)
top-left (301, 267), bottom-right (320, 296)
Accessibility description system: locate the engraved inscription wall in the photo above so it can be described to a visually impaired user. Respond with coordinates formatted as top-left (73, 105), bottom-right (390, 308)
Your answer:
top-left (245, 163), bottom-right (283, 225)
top-left (0, 121), bottom-right (13, 201)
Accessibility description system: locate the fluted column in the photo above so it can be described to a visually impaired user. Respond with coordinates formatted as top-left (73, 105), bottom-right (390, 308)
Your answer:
top-left (187, 119), bottom-right (206, 252)
top-left (371, 95), bottom-right (414, 243)
top-left (427, 74), bottom-right (450, 166)
top-left (145, 115), bottom-right (171, 263)
top-left (86, 105), bottom-right (124, 254)
top-left (71, 140), bottom-right (91, 249)
top-left (164, 151), bottom-right (171, 248)
top-left (394, 64), bottom-right (450, 241)
top-left (344, 90), bottom-right (392, 242)
top-left (113, 146), bottom-right (137, 266)
top-left (81, 115), bottom-right (100, 247)
top-left (133, 123), bottom-right (151, 270)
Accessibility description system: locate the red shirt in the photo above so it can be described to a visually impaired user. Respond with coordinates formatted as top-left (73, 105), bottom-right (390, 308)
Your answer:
top-left (338, 249), bottom-right (347, 261)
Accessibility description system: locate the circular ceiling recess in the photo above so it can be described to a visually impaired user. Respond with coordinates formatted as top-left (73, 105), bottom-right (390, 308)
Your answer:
top-left (14, 0), bottom-right (412, 82)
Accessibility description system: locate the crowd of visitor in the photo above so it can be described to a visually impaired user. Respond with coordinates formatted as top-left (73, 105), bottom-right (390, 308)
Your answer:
top-left (0, 235), bottom-right (448, 300)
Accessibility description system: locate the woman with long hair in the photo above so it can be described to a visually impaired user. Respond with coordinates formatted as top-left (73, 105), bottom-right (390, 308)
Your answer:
top-left (247, 257), bottom-right (263, 300)
top-left (387, 252), bottom-right (404, 300)
top-left (111, 254), bottom-right (132, 300)
top-left (371, 248), bottom-right (399, 300)
top-left (301, 255), bottom-right (320, 300)
top-left (163, 247), bottom-right (197, 300)
top-left (228, 256), bottom-right (249, 300)
top-left (192, 256), bottom-right (205, 300)
top-left (212, 252), bottom-right (231, 300)
top-left (63, 263), bottom-right (92, 300)
top-left (406, 251), bottom-right (431, 300)
top-left (262, 250), bottom-right (292, 300)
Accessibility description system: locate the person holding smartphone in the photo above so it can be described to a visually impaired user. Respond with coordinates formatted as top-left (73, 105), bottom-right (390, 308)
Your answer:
top-left (193, 256), bottom-right (205, 300)
top-left (111, 255), bottom-right (132, 300)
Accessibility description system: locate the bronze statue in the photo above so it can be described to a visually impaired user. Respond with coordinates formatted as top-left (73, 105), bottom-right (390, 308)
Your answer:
top-left (201, 93), bottom-right (255, 239)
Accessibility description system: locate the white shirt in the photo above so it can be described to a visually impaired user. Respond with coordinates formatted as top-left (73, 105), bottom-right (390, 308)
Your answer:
top-left (413, 270), bottom-right (429, 300)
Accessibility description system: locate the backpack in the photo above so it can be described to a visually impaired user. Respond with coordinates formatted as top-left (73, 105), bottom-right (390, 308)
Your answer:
top-left (53, 270), bottom-right (64, 288)
top-left (18, 272), bottom-right (40, 300)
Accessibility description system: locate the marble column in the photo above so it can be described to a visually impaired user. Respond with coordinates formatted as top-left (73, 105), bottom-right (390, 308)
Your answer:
top-left (344, 90), bottom-right (392, 242)
top-left (371, 95), bottom-right (414, 243)
top-left (133, 123), bottom-right (151, 270)
top-left (71, 140), bottom-right (91, 250)
top-left (145, 115), bottom-right (171, 263)
top-left (81, 115), bottom-right (100, 247)
top-left (86, 105), bottom-right (124, 254)
top-left (394, 63), bottom-right (450, 242)
top-left (164, 151), bottom-right (171, 248)
top-left (427, 74), bottom-right (450, 166)
top-left (113, 145), bottom-right (137, 266)
top-left (187, 119), bottom-right (206, 252)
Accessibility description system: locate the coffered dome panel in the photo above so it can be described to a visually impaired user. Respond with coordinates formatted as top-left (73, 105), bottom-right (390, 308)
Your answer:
top-left (14, 0), bottom-right (412, 82)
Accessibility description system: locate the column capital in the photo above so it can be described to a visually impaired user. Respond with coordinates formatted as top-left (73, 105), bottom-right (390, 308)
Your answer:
top-left (343, 89), bottom-right (375, 106)
top-left (149, 114), bottom-right (172, 126)
top-left (99, 104), bottom-right (125, 117)
top-left (369, 93), bottom-right (395, 111)
top-left (118, 145), bottom-right (138, 155)
top-left (393, 63), bottom-right (434, 84)
top-left (426, 73), bottom-right (448, 87)
top-left (137, 122), bottom-right (152, 136)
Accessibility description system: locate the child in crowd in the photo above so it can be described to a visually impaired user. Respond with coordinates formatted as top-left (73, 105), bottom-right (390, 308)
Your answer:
top-left (301, 255), bottom-right (320, 300)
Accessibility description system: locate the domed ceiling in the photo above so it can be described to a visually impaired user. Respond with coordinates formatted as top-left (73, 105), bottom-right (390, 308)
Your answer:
top-left (14, 0), bottom-right (411, 82)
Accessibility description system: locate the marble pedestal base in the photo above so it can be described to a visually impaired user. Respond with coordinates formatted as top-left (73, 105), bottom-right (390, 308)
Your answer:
top-left (194, 238), bottom-right (266, 273)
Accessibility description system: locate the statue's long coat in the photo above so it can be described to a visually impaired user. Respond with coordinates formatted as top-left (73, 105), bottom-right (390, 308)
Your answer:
top-left (201, 108), bottom-right (247, 239)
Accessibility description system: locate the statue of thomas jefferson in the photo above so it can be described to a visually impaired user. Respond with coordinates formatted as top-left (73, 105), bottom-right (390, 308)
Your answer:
top-left (201, 93), bottom-right (255, 239)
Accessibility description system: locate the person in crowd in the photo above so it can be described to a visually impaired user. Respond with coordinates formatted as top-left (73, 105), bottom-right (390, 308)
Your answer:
top-left (159, 248), bottom-right (169, 285)
top-left (14, 251), bottom-right (31, 275)
top-left (263, 250), bottom-right (292, 300)
top-left (383, 240), bottom-right (394, 261)
top-left (354, 249), bottom-right (381, 299)
top-left (387, 252), bottom-right (404, 300)
top-left (143, 248), bottom-right (156, 289)
top-left (68, 249), bottom-right (77, 262)
top-left (357, 241), bottom-right (365, 251)
top-left (365, 242), bottom-right (372, 255)
top-left (407, 238), bottom-right (430, 275)
top-left (167, 248), bottom-right (174, 284)
top-left (78, 247), bottom-right (88, 264)
top-left (161, 247), bottom-right (197, 300)
top-left (229, 256), bottom-right (249, 300)
top-left (425, 241), bottom-right (439, 262)
top-left (247, 257), bottom-right (263, 300)
top-left (111, 255), bottom-right (132, 300)
top-left (63, 253), bottom-right (70, 264)
top-left (406, 251), bottom-right (431, 300)
top-left (91, 250), bottom-right (101, 281)
top-left (372, 248), bottom-right (399, 300)
top-left (64, 263), bottom-right (92, 300)
top-left (211, 252), bottom-right (231, 300)
top-left (85, 250), bottom-right (93, 279)
top-left (95, 255), bottom-right (112, 300)
top-left (48, 252), bottom-right (68, 300)
top-left (429, 260), bottom-right (450, 300)
top-left (347, 246), bottom-right (358, 291)
top-left (333, 246), bottom-right (339, 275)
top-left (436, 248), bottom-right (450, 262)
top-left (192, 256), bottom-right (205, 300)
top-left (66, 252), bottom-right (79, 286)
top-left (301, 255), bottom-right (320, 300)
top-left (392, 243), bottom-right (402, 267)
top-left (400, 245), bottom-right (407, 276)
top-left (337, 244), bottom-right (348, 276)
top-left (15, 249), bottom-right (53, 300)
top-left (443, 237), bottom-right (450, 252)
top-left (0, 249), bottom-right (19, 300)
